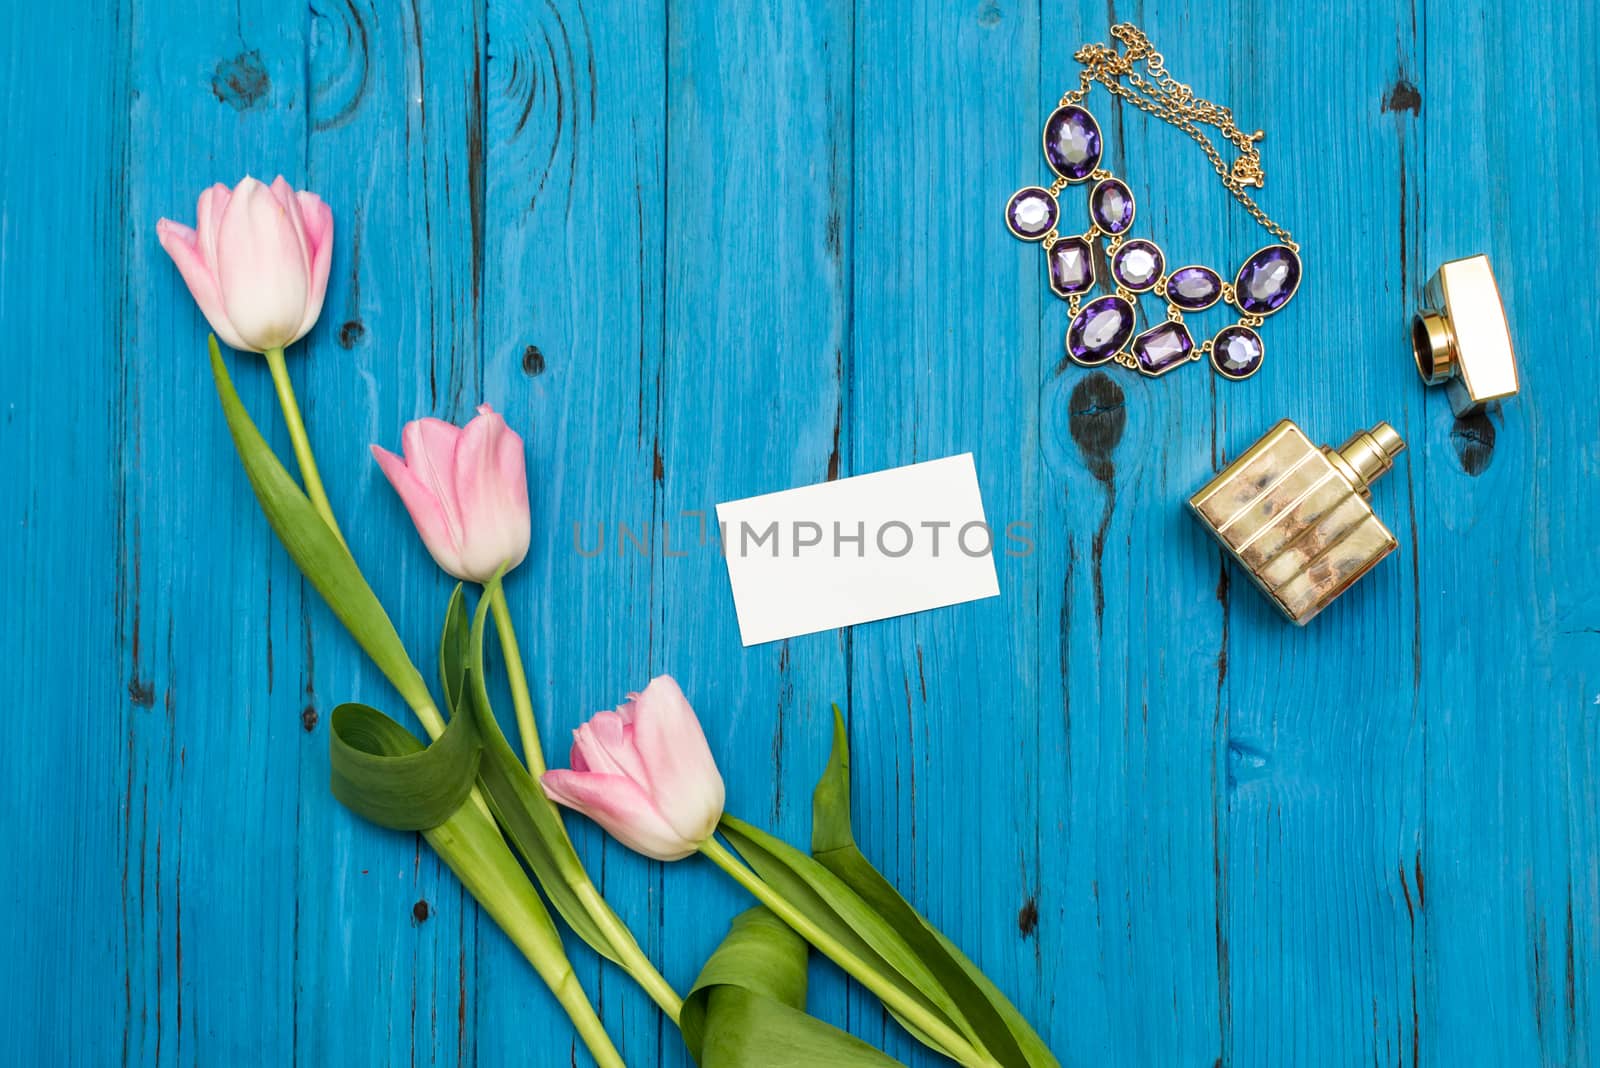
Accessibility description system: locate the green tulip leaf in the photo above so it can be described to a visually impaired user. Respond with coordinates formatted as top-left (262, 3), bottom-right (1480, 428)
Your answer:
top-left (447, 581), bottom-right (632, 966)
top-left (340, 710), bottom-right (586, 1032)
top-left (681, 907), bottom-right (904, 1068)
top-left (208, 337), bottom-right (433, 714)
top-left (323, 700), bottom-right (595, 1052)
top-left (210, 344), bottom-right (608, 1054)
top-left (421, 792), bottom-right (573, 992)
top-left (718, 815), bottom-right (984, 1063)
top-left (812, 706), bottom-right (1058, 1068)
top-left (439, 584), bottom-right (471, 717)
top-left (328, 700), bottom-right (480, 831)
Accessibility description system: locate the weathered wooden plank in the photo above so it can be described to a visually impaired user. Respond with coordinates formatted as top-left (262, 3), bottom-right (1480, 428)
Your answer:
top-left (0, 4), bottom-right (135, 1065)
top-left (847, 2), bottom-right (1049, 1062)
top-left (114, 6), bottom-right (318, 1065)
top-left (1205, 8), bottom-right (1426, 1066)
top-left (297, 2), bottom-right (487, 1064)
top-left (1029, 11), bottom-right (1239, 1065)
top-left (479, 0), bottom-right (671, 1061)
top-left (1416, 2), bottom-right (1600, 1065)
top-left (653, 0), bottom-right (855, 1060)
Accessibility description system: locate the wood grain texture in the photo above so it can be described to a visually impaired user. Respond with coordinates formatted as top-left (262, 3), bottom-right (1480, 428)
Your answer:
top-left (0, 0), bottom-right (1595, 1065)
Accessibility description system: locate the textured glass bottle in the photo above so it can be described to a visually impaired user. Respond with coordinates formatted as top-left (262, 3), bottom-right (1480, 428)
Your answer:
top-left (1189, 421), bottom-right (1406, 624)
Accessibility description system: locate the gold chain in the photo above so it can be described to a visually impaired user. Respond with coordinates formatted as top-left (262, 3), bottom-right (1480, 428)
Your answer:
top-left (1064, 23), bottom-right (1297, 251)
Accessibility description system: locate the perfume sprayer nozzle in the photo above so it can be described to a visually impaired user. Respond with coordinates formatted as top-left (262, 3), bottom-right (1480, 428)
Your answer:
top-left (1327, 422), bottom-right (1405, 497)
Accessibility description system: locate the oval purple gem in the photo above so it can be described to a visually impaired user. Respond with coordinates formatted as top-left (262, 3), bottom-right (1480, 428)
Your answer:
top-left (1066, 295), bottom-right (1136, 365)
top-left (1211, 325), bottom-right (1265, 379)
top-left (1043, 105), bottom-right (1103, 182)
top-left (1005, 186), bottom-right (1057, 241)
top-left (1048, 236), bottom-right (1095, 297)
top-left (1233, 245), bottom-right (1302, 315)
top-left (1166, 265), bottom-right (1223, 310)
top-left (1111, 239), bottom-right (1164, 291)
top-left (1132, 321), bottom-right (1195, 376)
top-left (1089, 178), bottom-right (1135, 235)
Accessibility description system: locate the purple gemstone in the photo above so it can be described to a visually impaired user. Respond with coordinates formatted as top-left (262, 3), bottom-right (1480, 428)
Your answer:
top-left (1132, 321), bottom-right (1195, 376)
top-left (1211, 325), bottom-right (1265, 379)
top-left (1089, 178), bottom-right (1135, 235)
top-left (1112, 239), bottom-right (1164, 291)
top-left (1043, 105), bottom-right (1102, 182)
top-left (1233, 245), bottom-right (1302, 315)
top-left (1006, 186), bottom-right (1057, 241)
top-left (1166, 265), bottom-right (1223, 311)
top-left (1048, 237), bottom-right (1094, 297)
top-left (1066, 295), bottom-right (1136, 365)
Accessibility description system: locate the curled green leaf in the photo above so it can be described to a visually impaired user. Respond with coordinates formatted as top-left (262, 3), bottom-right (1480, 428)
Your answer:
top-left (682, 907), bottom-right (904, 1068)
top-left (328, 701), bottom-right (480, 831)
top-left (326, 697), bottom-right (620, 1065)
top-left (812, 706), bottom-right (1057, 1068)
top-left (718, 815), bottom-right (982, 1062)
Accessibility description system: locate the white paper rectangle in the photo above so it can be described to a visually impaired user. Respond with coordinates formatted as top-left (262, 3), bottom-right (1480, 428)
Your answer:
top-left (716, 454), bottom-right (1000, 646)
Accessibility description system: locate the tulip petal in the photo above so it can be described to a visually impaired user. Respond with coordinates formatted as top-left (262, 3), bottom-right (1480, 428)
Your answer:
top-left (270, 176), bottom-right (314, 293)
top-left (628, 676), bottom-right (726, 844)
top-left (297, 190), bottom-right (333, 256)
top-left (294, 191), bottom-right (333, 341)
top-left (195, 183), bottom-right (232, 274)
top-left (540, 770), bottom-right (697, 861)
top-left (156, 218), bottom-right (250, 352)
top-left (400, 416), bottom-right (466, 470)
top-left (216, 176), bottom-right (310, 351)
top-left (399, 418), bottom-right (468, 557)
top-left (452, 405), bottom-right (531, 580)
top-left (370, 444), bottom-right (469, 579)
top-left (267, 176), bottom-right (295, 212)
top-left (571, 711), bottom-right (652, 787)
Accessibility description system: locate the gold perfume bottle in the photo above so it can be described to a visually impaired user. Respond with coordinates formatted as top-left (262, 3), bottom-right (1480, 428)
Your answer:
top-left (1412, 254), bottom-right (1518, 415)
top-left (1189, 420), bottom-right (1406, 624)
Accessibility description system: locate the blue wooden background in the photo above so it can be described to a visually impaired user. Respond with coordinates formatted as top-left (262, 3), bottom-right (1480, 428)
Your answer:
top-left (2, 1), bottom-right (1597, 1064)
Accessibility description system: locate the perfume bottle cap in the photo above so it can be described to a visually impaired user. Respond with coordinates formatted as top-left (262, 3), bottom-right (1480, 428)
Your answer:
top-left (1326, 422), bottom-right (1405, 497)
top-left (1412, 311), bottom-right (1455, 383)
top-left (1411, 254), bottom-right (1518, 415)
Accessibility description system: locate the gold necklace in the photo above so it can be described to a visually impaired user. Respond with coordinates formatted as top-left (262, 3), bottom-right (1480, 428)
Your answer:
top-left (1005, 23), bottom-right (1301, 381)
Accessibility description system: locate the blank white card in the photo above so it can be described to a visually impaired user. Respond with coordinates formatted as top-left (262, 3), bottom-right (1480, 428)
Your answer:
top-left (716, 454), bottom-right (1001, 646)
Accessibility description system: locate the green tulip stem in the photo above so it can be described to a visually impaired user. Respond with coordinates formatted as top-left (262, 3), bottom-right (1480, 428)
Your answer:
top-left (428, 811), bottom-right (625, 1068)
top-left (574, 880), bottom-right (685, 1022)
top-left (486, 581), bottom-right (544, 775)
top-left (263, 345), bottom-right (346, 549)
top-left (411, 701), bottom-right (447, 740)
top-left (485, 581), bottom-right (683, 1021)
top-left (550, 968), bottom-right (626, 1068)
top-left (698, 836), bottom-right (999, 1068)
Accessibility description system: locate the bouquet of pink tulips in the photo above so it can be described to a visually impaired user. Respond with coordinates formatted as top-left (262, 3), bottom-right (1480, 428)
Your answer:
top-left (161, 177), bottom-right (1054, 1067)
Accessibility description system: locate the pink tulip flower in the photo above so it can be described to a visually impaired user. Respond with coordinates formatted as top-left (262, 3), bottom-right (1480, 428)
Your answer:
top-left (370, 405), bottom-right (531, 583)
top-left (157, 176), bottom-right (333, 353)
top-left (541, 676), bottom-right (726, 861)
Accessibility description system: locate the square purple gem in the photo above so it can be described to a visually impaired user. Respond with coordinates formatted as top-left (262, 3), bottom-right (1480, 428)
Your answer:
top-left (1132, 322), bottom-right (1195, 375)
